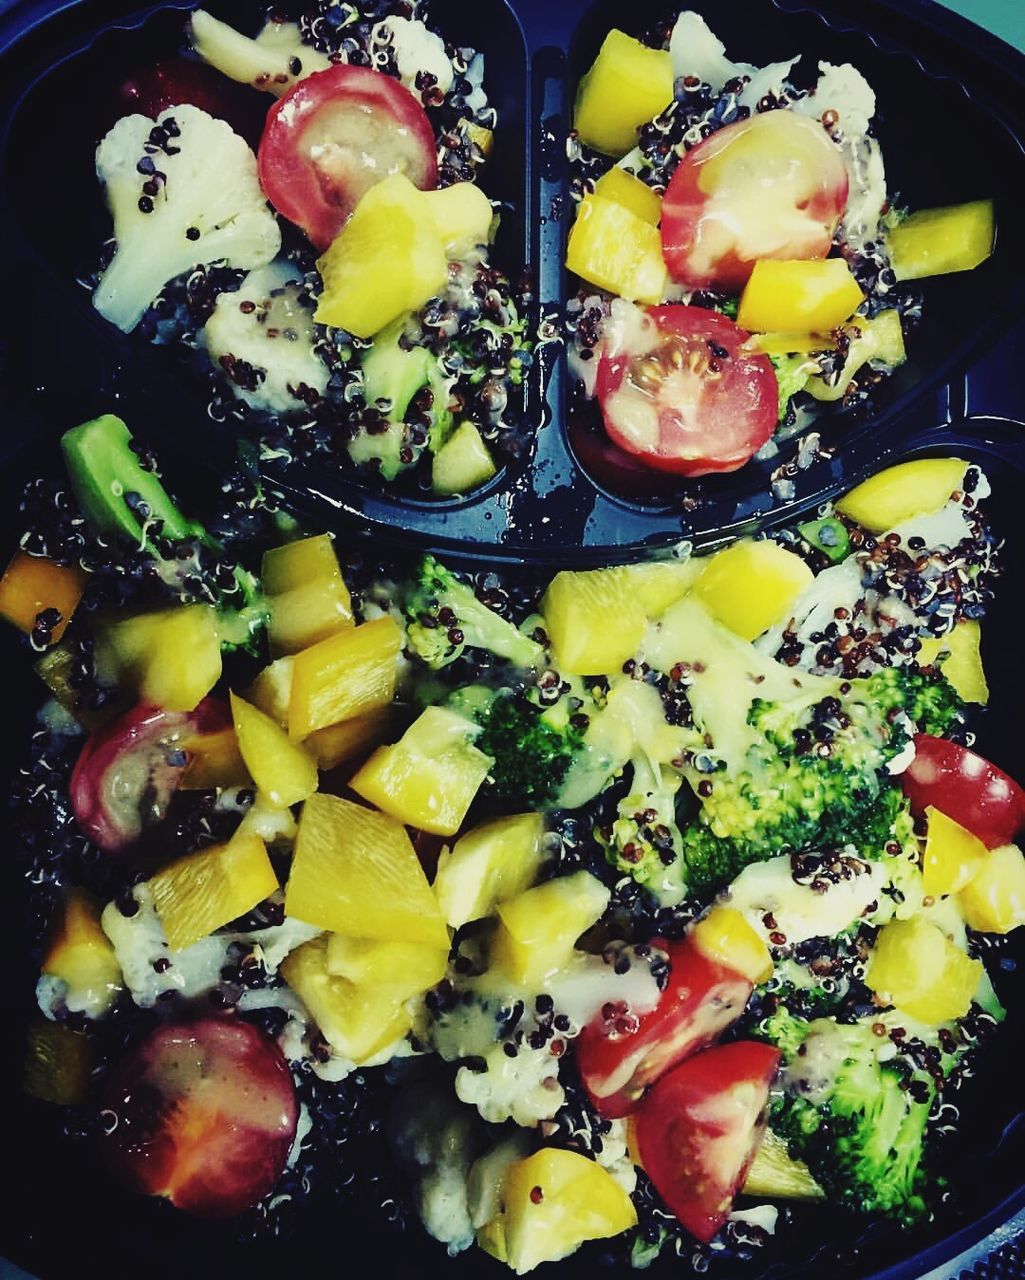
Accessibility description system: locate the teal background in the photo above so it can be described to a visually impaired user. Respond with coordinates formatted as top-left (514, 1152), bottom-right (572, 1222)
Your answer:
top-left (0, 2), bottom-right (1021, 1280)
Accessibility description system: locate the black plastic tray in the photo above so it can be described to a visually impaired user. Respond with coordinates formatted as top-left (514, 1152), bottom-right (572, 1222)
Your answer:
top-left (1, 0), bottom-right (1025, 563)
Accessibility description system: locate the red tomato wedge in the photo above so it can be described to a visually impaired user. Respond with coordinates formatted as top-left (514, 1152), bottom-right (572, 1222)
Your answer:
top-left (258, 64), bottom-right (438, 250)
top-left (634, 1041), bottom-right (781, 1243)
top-left (661, 110), bottom-right (849, 292)
top-left (901, 734), bottom-right (1025, 849)
top-left (576, 937), bottom-right (753, 1119)
top-left (595, 304), bottom-right (777, 477)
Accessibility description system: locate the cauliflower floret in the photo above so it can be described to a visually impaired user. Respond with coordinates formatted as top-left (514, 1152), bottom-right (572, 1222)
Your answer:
top-left (189, 10), bottom-right (330, 96)
top-left (455, 1039), bottom-right (565, 1127)
top-left (371, 16), bottom-right (455, 97)
top-left (93, 104), bottom-right (280, 332)
top-left (595, 1119), bottom-right (638, 1197)
top-left (201, 260), bottom-right (330, 414)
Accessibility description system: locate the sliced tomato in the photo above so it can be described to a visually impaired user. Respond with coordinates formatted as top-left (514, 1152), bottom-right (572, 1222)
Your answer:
top-left (901, 734), bottom-right (1025, 850)
top-left (661, 110), bottom-right (849, 292)
top-left (576, 937), bottom-right (753, 1119)
top-left (70, 698), bottom-right (233, 852)
top-left (634, 1041), bottom-right (781, 1243)
top-left (595, 304), bottom-right (777, 477)
top-left (258, 64), bottom-right (438, 250)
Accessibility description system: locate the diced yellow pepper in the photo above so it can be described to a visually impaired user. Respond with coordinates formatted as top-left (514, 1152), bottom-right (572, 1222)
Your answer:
top-left (690, 905), bottom-right (773, 983)
top-left (738, 259), bottom-right (865, 335)
top-left (24, 1019), bottom-right (95, 1105)
top-left (743, 1129), bottom-right (824, 1201)
top-left (836, 457), bottom-right (968, 533)
top-left (230, 691), bottom-right (318, 808)
top-left (566, 196), bottom-right (667, 304)
top-left (349, 706), bottom-right (493, 837)
top-left (178, 720), bottom-right (250, 790)
top-left (41, 888), bottom-right (123, 1016)
top-left (422, 182), bottom-right (494, 255)
top-left (281, 936), bottom-right (413, 1064)
top-left (148, 831), bottom-right (278, 952)
top-left (246, 655), bottom-right (294, 727)
top-left (432, 421), bottom-right (497, 496)
top-left (574, 30), bottom-right (674, 157)
top-left (959, 843), bottom-right (1025, 934)
top-left (288, 615), bottom-right (402, 740)
top-left (917, 621), bottom-right (988, 705)
top-left (325, 933), bottom-right (448, 999)
top-left (285, 792), bottom-right (449, 948)
top-left (94, 605), bottom-right (221, 712)
top-left (865, 917), bottom-right (981, 1024)
top-left (888, 200), bottom-right (995, 282)
top-left (262, 535), bottom-right (354, 656)
top-left (492, 871), bottom-right (611, 987)
top-left (593, 166), bottom-right (662, 225)
top-left (541, 560), bottom-right (698, 675)
top-left (0, 551), bottom-right (86, 645)
top-left (806, 310), bottom-right (906, 403)
top-left (305, 707), bottom-right (398, 771)
top-left (315, 174), bottom-right (448, 338)
top-left (479, 1147), bottom-right (637, 1274)
top-left (922, 806), bottom-right (988, 898)
top-left (691, 540), bottom-right (814, 641)
top-left (434, 812), bottom-right (546, 929)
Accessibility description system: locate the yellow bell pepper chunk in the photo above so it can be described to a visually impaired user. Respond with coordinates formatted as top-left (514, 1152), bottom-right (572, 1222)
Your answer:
top-left (738, 258), bottom-right (865, 335)
top-left (593, 166), bottom-right (662, 225)
top-left (690, 539), bottom-right (814, 641)
top-left (865, 917), bottom-right (981, 1025)
top-left (690, 905), bottom-right (773, 984)
top-left (541, 560), bottom-right (698, 675)
top-left (566, 196), bottom-right (667, 304)
top-left (305, 706), bottom-right (398, 771)
top-left (281, 936), bottom-right (413, 1064)
top-left (230, 691), bottom-right (318, 808)
top-left (479, 1147), bottom-right (637, 1274)
top-left (95, 604), bottom-right (222, 712)
top-left (574, 30), bottom-right (674, 157)
top-left (431, 421), bottom-right (497, 496)
top-left (959, 843), bottom-right (1025, 935)
top-left (288, 614), bottom-right (402, 740)
top-left (315, 174), bottom-right (448, 338)
top-left (262, 534), bottom-right (354, 656)
top-left (24, 1019), bottom-right (96, 1106)
top-left (41, 888), bottom-right (124, 1016)
top-left (149, 831), bottom-right (278, 952)
top-left (0, 551), bottom-right (86, 645)
top-left (917, 620), bottom-right (988, 705)
top-left (888, 200), bottom-right (995, 282)
top-left (806, 310), bottom-right (906, 402)
top-left (836, 457), bottom-right (969, 534)
top-left (492, 870), bottom-right (611, 986)
top-left (743, 1129), bottom-right (825, 1201)
top-left (922, 806), bottom-right (988, 898)
top-left (349, 706), bottom-right (493, 837)
top-left (422, 182), bottom-right (494, 255)
top-left (325, 933), bottom-right (448, 999)
top-left (285, 792), bottom-right (449, 948)
top-left (178, 720), bottom-right (251, 790)
top-left (434, 812), bottom-right (546, 929)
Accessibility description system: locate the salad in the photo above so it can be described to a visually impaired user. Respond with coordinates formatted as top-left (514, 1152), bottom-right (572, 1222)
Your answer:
top-left (4, 412), bottom-right (1024, 1273)
top-left (86, 0), bottom-right (532, 496)
top-left (565, 12), bottom-right (996, 490)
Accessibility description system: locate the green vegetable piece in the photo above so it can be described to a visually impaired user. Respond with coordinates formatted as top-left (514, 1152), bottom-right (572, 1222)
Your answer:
top-left (797, 516), bottom-right (851, 563)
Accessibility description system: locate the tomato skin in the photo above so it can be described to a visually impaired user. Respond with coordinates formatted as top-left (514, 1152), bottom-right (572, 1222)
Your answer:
top-left (70, 698), bottom-right (232, 852)
top-left (258, 64), bottom-right (438, 249)
top-left (661, 111), bottom-right (849, 292)
top-left (901, 734), bottom-right (1025, 850)
top-left (634, 1041), bottom-right (781, 1243)
top-left (576, 937), bottom-right (753, 1119)
top-left (114, 59), bottom-right (267, 144)
top-left (595, 304), bottom-right (777, 477)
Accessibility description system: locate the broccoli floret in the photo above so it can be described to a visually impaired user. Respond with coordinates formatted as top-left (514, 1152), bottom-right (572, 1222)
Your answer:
top-left (62, 414), bottom-right (266, 648)
top-left (862, 665), bottom-right (965, 738)
top-left (597, 752), bottom-right (687, 906)
top-left (763, 1016), bottom-right (935, 1223)
top-left (93, 104), bottom-right (280, 333)
top-left (450, 685), bottom-right (585, 810)
top-left (404, 556), bottom-right (545, 671)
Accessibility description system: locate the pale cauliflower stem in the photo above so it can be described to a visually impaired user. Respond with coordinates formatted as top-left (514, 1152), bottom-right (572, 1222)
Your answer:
top-left (189, 10), bottom-right (331, 97)
top-left (93, 104), bottom-right (281, 333)
top-left (201, 260), bottom-right (330, 414)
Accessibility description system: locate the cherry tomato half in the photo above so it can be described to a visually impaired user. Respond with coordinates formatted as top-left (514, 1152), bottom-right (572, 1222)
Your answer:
top-left (576, 937), bottom-right (753, 1118)
top-left (595, 304), bottom-right (778, 477)
top-left (258, 63), bottom-right (438, 250)
top-left (661, 110), bottom-right (849, 292)
top-left (634, 1040), bottom-right (781, 1243)
top-left (901, 734), bottom-right (1025, 849)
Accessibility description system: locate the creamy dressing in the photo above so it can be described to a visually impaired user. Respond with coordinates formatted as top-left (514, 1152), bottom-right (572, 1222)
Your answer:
top-left (372, 16), bottom-right (454, 96)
